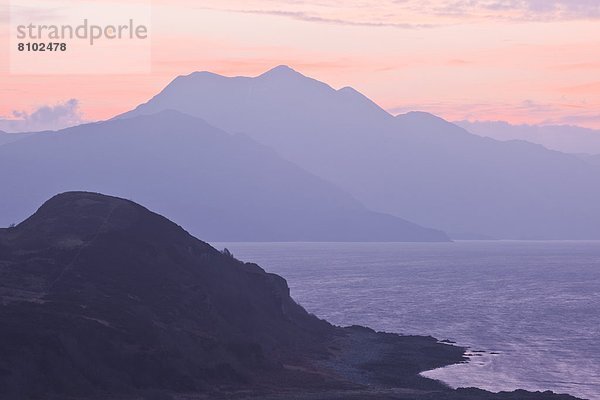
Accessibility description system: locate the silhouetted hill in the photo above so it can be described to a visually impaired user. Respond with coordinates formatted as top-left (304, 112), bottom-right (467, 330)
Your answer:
top-left (0, 110), bottom-right (448, 242)
top-left (119, 66), bottom-right (600, 239)
top-left (0, 192), bottom-right (582, 399)
top-left (0, 191), bottom-right (331, 398)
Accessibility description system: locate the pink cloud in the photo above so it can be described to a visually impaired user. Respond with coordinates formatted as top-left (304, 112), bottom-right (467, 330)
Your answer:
top-left (0, 99), bottom-right (85, 132)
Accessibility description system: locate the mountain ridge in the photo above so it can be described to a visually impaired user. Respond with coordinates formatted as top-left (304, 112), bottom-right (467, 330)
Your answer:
top-left (0, 110), bottom-right (449, 242)
top-left (118, 66), bottom-right (600, 239)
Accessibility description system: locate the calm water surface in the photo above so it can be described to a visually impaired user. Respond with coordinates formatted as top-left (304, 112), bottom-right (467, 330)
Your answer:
top-left (212, 241), bottom-right (600, 400)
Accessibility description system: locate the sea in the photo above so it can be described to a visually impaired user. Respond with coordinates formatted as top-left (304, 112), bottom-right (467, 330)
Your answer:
top-left (212, 241), bottom-right (600, 400)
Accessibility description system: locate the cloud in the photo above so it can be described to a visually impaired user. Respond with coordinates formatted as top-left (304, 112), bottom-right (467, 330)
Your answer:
top-left (217, 1), bottom-right (600, 23)
top-left (0, 99), bottom-right (85, 133)
top-left (521, 0), bottom-right (600, 18)
top-left (401, 0), bottom-right (600, 21)
top-left (196, 5), bottom-right (437, 28)
top-left (188, 0), bottom-right (600, 34)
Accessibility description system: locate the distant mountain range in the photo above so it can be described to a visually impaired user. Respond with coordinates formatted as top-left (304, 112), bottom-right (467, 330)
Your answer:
top-left (118, 66), bottom-right (600, 239)
top-left (457, 120), bottom-right (600, 155)
top-left (0, 110), bottom-right (447, 242)
top-left (0, 130), bottom-right (36, 146)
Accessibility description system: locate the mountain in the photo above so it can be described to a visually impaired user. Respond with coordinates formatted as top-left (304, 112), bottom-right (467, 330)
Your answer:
top-left (119, 66), bottom-right (600, 239)
top-left (0, 130), bottom-right (36, 146)
top-left (0, 191), bottom-right (330, 398)
top-left (0, 192), bottom-right (581, 399)
top-left (0, 110), bottom-right (448, 242)
top-left (375, 112), bottom-right (600, 239)
top-left (456, 120), bottom-right (600, 155)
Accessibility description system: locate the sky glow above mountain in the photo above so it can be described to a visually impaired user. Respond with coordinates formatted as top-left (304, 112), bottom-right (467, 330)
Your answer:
top-left (1, 0), bottom-right (599, 128)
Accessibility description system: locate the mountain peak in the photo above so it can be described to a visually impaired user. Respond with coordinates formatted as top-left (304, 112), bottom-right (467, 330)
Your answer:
top-left (259, 65), bottom-right (304, 79)
top-left (185, 70), bottom-right (224, 79)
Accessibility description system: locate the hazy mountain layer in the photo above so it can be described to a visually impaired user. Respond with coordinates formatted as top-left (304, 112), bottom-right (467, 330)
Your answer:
top-left (120, 66), bottom-right (600, 239)
top-left (0, 111), bottom-right (447, 242)
top-left (456, 120), bottom-right (600, 155)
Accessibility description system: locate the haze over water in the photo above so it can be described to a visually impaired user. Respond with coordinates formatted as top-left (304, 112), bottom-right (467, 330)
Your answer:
top-left (214, 241), bottom-right (600, 400)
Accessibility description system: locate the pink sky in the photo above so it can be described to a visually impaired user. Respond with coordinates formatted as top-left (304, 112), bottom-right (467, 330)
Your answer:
top-left (1, 0), bottom-right (600, 129)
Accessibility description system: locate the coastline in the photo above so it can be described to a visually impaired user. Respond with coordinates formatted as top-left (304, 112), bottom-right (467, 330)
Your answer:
top-left (160, 325), bottom-right (585, 400)
top-left (210, 241), bottom-right (599, 400)
top-left (0, 195), bottom-right (591, 400)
